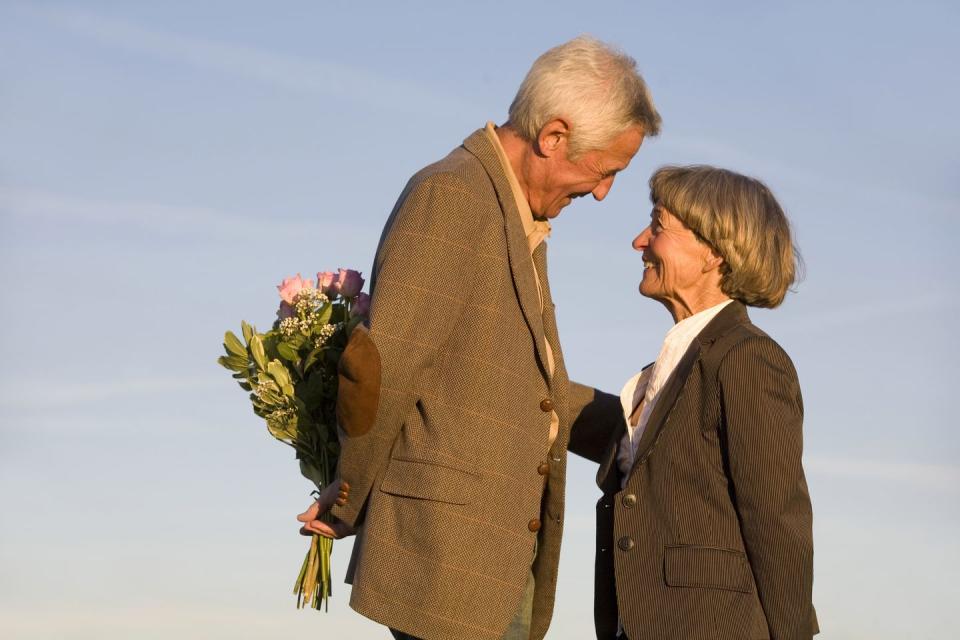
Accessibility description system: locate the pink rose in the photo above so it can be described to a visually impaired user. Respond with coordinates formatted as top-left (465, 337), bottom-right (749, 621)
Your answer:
top-left (276, 273), bottom-right (314, 304)
top-left (277, 301), bottom-right (296, 320)
top-left (333, 268), bottom-right (364, 298)
top-left (350, 292), bottom-right (371, 318)
top-left (316, 271), bottom-right (337, 295)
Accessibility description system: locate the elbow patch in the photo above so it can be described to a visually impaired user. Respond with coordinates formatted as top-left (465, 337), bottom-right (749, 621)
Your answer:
top-left (337, 325), bottom-right (382, 437)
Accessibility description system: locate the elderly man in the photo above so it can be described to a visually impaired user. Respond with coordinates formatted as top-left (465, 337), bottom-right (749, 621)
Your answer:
top-left (299, 36), bottom-right (661, 640)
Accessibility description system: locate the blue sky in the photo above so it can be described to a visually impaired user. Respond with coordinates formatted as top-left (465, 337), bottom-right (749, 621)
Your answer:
top-left (1, 1), bottom-right (957, 638)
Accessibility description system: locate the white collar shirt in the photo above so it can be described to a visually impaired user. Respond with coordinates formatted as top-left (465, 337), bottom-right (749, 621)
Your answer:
top-left (484, 122), bottom-right (558, 445)
top-left (616, 299), bottom-right (734, 488)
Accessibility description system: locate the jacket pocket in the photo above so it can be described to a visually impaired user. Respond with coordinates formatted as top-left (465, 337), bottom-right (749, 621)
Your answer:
top-left (663, 545), bottom-right (754, 593)
top-left (379, 455), bottom-right (480, 505)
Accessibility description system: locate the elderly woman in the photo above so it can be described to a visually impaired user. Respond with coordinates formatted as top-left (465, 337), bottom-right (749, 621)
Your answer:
top-left (594, 166), bottom-right (819, 640)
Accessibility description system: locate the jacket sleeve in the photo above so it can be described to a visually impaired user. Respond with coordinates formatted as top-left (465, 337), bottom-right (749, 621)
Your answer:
top-left (330, 173), bottom-right (485, 528)
top-left (566, 381), bottom-right (624, 464)
top-left (719, 336), bottom-right (816, 640)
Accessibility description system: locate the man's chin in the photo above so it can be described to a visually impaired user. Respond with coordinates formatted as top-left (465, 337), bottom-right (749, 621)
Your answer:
top-left (544, 201), bottom-right (569, 218)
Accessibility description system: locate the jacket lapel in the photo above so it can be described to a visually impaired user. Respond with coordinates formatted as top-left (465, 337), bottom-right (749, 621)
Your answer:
top-left (595, 362), bottom-right (651, 489)
top-left (596, 302), bottom-right (751, 489)
top-left (627, 341), bottom-right (702, 471)
top-left (463, 129), bottom-right (551, 380)
top-left (629, 302), bottom-right (749, 470)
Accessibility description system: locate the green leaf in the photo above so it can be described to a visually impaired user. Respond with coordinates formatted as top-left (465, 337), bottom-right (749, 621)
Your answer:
top-left (303, 347), bottom-right (324, 373)
top-left (260, 390), bottom-right (283, 406)
top-left (267, 360), bottom-right (293, 390)
top-left (267, 415), bottom-right (297, 442)
top-left (296, 373), bottom-right (326, 408)
top-left (241, 320), bottom-right (254, 343)
top-left (220, 355), bottom-right (249, 371)
top-left (286, 333), bottom-right (307, 350)
top-left (292, 396), bottom-right (309, 413)
top-left (277, 342), bottom-right (300, 362)
top-left (316, 302), bottom-right (333, 326)
top-left (325, 348), bottom-right (344, 366)
top-left (224, 331), bottom-right (247, 358)
top-left (250, 335), bottom-right (267, 371)
top-left (261, 332), bottom-right (281, 360)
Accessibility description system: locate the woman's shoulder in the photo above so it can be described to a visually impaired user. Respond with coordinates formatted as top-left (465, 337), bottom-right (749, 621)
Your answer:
top-left (704, 317), bottom-right (796, 380)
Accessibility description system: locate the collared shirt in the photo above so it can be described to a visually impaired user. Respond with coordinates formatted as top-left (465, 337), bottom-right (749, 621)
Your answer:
top-left (484, 122), bottom-right (552, 255)
top-left (616, 299), bottom-right (734, 487)
top-left (484, 122), bottom-right (558, 445)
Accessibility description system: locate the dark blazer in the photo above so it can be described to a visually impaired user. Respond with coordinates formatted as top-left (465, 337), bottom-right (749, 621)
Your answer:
top-left (595, 302), bottom-right (818, 640)
top-left (331, 129), bottom-right (620, 640)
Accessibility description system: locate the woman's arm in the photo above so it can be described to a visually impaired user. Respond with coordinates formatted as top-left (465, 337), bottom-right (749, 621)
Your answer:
top-left (719, 335), bottom-right (815, 640)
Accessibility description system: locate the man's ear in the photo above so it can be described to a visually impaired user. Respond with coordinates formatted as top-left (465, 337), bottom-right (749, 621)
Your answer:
top-left (535, 118), bottom-right (571, 158)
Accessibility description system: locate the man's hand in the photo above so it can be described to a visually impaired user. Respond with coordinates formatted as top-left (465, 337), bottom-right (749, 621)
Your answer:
top-left (297, 482), bottom-right (357, 539)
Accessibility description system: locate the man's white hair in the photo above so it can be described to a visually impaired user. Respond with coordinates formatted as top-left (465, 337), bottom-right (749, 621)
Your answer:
top-left (509, 35), bottom-right (661, 158)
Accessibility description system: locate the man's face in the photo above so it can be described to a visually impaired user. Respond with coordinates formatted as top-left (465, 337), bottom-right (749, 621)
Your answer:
top-left (529, 126), bottom-right (644, 219)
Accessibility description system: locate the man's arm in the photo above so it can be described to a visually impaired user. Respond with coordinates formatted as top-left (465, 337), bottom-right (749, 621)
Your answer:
top-left (566, 381), bottom-right (623, 463)
top-left (720, 336), bottom-right (815, 640)
top-left (318, 173), bottom-right (486, 530)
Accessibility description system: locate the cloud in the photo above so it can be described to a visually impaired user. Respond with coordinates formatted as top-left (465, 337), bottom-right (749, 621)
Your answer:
top-left (0, 375), bottom-right (224, 411)
top-left (0, 184), bottom-right (355, 240)
top-left (0, 602), bottom-right (369, 638)
top-left (767, 292), bottom-right (957, 336)
top-left (19, 5), bottom-right (475, 118)
top-left (805, 454), bottom-right (960, 494)
top-left (653, 133), bottom-right (959, 227)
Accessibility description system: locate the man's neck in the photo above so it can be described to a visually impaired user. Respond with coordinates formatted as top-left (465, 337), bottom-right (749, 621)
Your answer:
top-left (494, 123), bottom-right (534, 207)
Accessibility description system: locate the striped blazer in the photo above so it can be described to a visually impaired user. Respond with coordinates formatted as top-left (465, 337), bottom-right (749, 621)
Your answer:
top-left (330, 129), bottom-right (620, 640)
top-left (594, 302), bottom-right (818, 640)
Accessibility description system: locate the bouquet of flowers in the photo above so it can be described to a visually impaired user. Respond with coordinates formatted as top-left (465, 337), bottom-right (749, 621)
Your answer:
top-left (217, 269), bottom-right (369, 610)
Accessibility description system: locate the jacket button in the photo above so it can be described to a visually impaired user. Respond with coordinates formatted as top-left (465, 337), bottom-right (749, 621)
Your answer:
top-left (539, 398), bottom-right (554, 412)
top-left (528, 518), bottom-right (541, 532)
top-left (537, 462), bottom-right (549, 476)
top-left (617, 536), bottom-right (635, 552)
top-left (622, 493), bottom-right (637, 508)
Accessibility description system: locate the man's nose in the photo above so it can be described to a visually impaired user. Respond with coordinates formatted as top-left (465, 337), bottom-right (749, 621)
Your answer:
top-left (592, 175), bottom-right (615, 201)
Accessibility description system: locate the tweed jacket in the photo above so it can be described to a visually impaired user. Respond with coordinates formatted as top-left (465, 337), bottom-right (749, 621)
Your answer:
top-left (330, 129), bottom-right (620, 640)
top-left (594, 302), bottom-right (818, 640)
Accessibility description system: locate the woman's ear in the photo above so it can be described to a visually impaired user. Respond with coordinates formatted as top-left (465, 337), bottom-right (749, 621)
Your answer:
top-left (702, 247), bottom-right (725, 274)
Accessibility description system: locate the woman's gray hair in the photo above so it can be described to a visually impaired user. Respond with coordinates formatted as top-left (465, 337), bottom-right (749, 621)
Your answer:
top-left (649, 165), bottom-right (802, 308)
top-left (509, 35), bottom-right (661, 158)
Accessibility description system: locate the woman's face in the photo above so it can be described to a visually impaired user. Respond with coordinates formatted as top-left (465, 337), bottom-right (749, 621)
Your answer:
top-left (633, 205), bottom-right (724, 319)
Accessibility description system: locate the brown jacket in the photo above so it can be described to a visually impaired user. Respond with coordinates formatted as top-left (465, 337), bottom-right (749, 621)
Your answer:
top-left (331, 129), bottom-right (619, 640)
top-left (595, 302), bottom-right (818, 640)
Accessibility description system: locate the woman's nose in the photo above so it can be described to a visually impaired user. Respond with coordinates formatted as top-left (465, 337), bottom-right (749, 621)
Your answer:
top-left (633, 226), bottom-right (651, 251)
